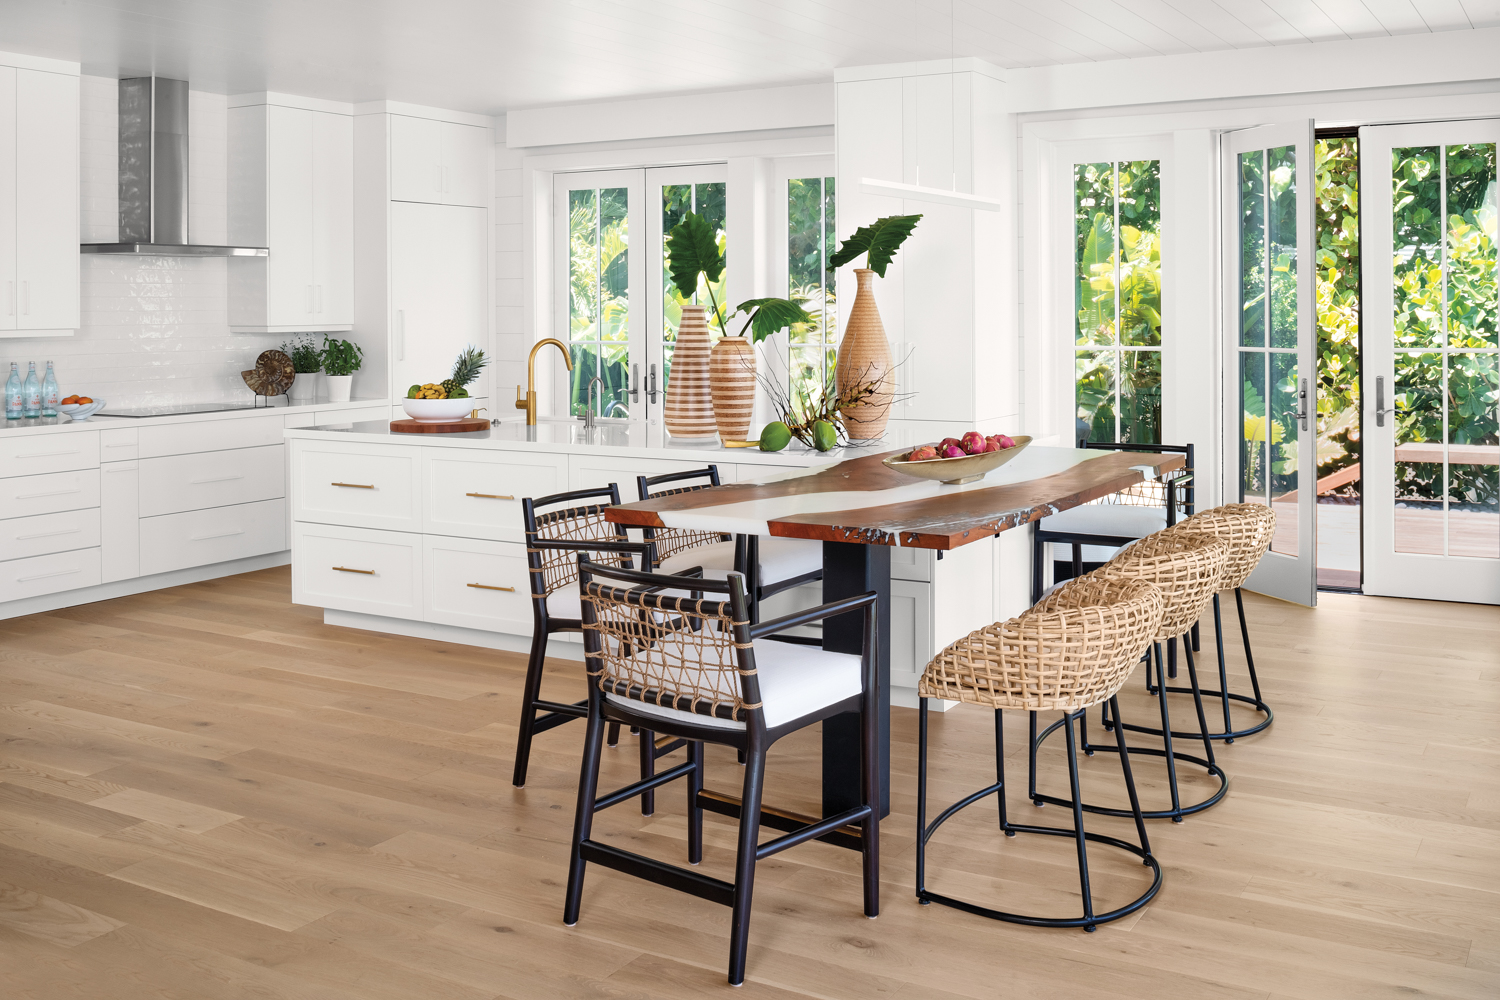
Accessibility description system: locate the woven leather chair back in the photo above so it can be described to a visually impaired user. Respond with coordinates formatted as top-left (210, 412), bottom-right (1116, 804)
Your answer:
top-left (918, 578), bottom-right (1164, 712)
top-left (581, 581), bottom-right (757, 724)
top-left (1164, 503), bottom-right (1275, 591)
top-left (527, 504), bottom-right (630, 596)
top-left (643, 482), bottom-right (731, 562)
top-left (1087, 531), bottom-right (1227, 640)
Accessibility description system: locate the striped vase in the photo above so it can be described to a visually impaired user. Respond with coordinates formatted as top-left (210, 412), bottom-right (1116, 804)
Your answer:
top-left (709, 335), bottom-right (756, 442)
top-left (663, 304), bottom-right (717, 440)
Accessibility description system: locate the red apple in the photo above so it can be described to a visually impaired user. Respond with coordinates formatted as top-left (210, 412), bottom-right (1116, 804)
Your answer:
top-left (939, 437), bottom-right (962, 452)
top-left (997, 434), bottom-right (1016, 449)
top-left (982, 439), bottom-right (999, 452)
top-left (960, 431), bottom-right (987, 454)
top-left (941, 443), bottom-right (966, 459)
top-left (908, 445), bottom-right (938, 461)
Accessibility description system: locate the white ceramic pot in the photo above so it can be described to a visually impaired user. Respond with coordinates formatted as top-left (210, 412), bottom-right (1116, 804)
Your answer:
top-left (288, 372), bottom-right (318, 402)
top-left (401, 397), bottom-right (474, 423)
top-left (324, 374), bottom-right (353, 403)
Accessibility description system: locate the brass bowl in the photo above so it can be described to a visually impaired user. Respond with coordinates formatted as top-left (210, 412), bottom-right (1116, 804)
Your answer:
top-left (882, 436), bottom-right (1033, 485)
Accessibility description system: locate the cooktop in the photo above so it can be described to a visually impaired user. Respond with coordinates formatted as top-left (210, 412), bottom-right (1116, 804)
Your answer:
top-left (102, 402), bottom-right (264, 418)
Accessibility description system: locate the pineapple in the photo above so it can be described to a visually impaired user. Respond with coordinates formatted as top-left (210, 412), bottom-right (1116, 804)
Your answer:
top-left (441, 346), bottom-right (488, 399)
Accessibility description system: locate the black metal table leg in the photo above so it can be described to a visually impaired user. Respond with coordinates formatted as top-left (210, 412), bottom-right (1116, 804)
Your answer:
top-left (822, 540), bottom-right (891, 818)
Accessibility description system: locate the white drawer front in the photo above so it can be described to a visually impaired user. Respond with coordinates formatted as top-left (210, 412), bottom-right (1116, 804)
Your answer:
top-left (140, 444), bottom-right (285, 517)
top-left (139, 499), bottom-right (287, 577)
top-left (292, 522), bottom-right (421, 619)
top-left (140, 415), bottom-right (284, 458)
top-left (0, 432), bottom-right (100, 477)
top-left (0, 469), bottom-right (101, 520)
top-left (291, 440), bottom-right (421, 531)
top-left (568, 455), bottom-right (724, 496)
top-left (422, 535), bottom-right (532, 633)
top-left (423, 449), bottom-right (565, 541)
top-left (0, 547), bottom-right (102, 603)
top-left (316, 405), bottom-right (389, 426)
top-left (100, 427), bottom-right (139, 462)
top-left (0, 507), bottom-right (101, 561)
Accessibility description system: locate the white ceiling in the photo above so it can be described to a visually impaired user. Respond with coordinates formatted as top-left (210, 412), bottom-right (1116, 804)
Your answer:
top-left (0, 0), bottom-right (1495, 116)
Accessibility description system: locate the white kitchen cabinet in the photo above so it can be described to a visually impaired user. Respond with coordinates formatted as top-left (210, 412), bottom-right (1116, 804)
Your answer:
top-left (389, 115), bottom-right (490, 208)
top-left (229, 102), bottom-right (354, 333)
top-left (0, 64), bottom-right (78, 336)
top-left (139, 444), bottom-right (285, 517)
top-left (140, 499), bottom-right (286, 577)
top-left (0, 547), bottom-right (100, 604)
top-left (292, 521), bottom-right (422, 619)
top-left (422, 534), bottom-right (532, 633)
top-left (389, 202), bottom-right (487, 399)
top-left (0, 507), bottom-right (99, 562)
top-left (422, 448), bottom-right (566, 542)
top-left (888, 577), bottom-right (933, 693)
top-left (567, 454), bottom-right (733, 496)
top-left (291, 439), bottom-right (422, 531)
top-left (0, 468), bottom-right (99, 520)
top-left (100, 461), bottom-right (139, 583)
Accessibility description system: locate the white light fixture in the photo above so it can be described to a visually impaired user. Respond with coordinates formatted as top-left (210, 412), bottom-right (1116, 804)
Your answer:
top-left (859, 177), bottom-right (1004, 212)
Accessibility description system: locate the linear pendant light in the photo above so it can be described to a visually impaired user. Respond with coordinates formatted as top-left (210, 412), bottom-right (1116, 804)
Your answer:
top-left (858, 177), bottom-right (1004, 212)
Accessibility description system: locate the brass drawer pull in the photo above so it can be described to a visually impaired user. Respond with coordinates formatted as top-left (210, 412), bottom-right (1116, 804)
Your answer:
top-left (332, 482), bottom-right (375, 489)
top-left (333, 566), bottom-right (375, 575)
top-left (466, 583), bottom-right (516, 592)
top-left (465, 492), bottom-right (514, 500)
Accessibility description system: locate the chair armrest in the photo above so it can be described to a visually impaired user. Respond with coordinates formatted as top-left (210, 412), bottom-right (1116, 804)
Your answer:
top-left (749, 591), bottom-right (877, 639)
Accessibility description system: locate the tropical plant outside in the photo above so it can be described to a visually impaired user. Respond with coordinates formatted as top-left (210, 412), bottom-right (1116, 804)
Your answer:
top-left (567, 187), bottom-right (629, 418)
top-left (1315, 137), bottom-right (1361, 490)
top-left (788, 176), bottom-right (836, 421)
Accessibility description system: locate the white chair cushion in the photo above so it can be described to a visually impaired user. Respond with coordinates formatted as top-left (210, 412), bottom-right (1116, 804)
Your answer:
top-left (1039, 504), bottom-right (1167, 540)
top-left (657, 537), bottom-right (822, 588)
top-left (606, 638), bottom-right (861, 730)
top-left (543, 585), bottom-right (581, 621)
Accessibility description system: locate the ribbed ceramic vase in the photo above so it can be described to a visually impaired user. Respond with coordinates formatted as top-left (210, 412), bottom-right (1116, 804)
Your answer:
top-left (835, 268), bottom-right (895, 439)
top-left (663, 304), bottom-right (717, 440)
top-left (709, 335), bottom-right (756, 442)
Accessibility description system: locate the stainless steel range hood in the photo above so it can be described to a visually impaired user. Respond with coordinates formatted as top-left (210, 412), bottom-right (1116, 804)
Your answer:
top-left (81, 78), bottom-right (268, 257)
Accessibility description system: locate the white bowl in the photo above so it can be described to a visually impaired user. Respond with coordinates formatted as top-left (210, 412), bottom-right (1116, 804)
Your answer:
top-left (59, 399), bottom-right (106, 422)
top-left (401, 397), bottom-right (475, 423)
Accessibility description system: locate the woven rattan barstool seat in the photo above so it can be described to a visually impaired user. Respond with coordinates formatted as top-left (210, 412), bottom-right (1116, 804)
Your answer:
top-left (1031, 531), bottom-right (1230, 823)
top-left (916, 577), bottom-right (1166, 931)
top-left (1109, 504), bottom-right (1277, 743)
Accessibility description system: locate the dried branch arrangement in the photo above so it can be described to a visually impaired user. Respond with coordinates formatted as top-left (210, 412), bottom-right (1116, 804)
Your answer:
top-left (757, 349), bottom-right (914, 450)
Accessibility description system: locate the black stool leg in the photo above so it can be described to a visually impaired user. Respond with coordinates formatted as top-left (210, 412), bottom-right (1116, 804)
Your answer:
top-left (861, 678), bottom-right (881, 918)
top-left (607, 722), bottom-right (620, 747)
top-left (512, 627), bottom-right (549, 787)
top-left (1110, 695), bottom-right (1152, 860)
top-left (1213, 593), bottom-right (1234, 742)
top-left (1153, 642), bottom-right (1183, 821)
top-left (1181, 638), bottom-right (1218, 772)
top-left (1236, 588), bottom-right (1265, 707)
top-left (1031, 526), bottom-right (1044, 605)
top-left (1061, 711), bottom-right (1096, 931)
top-left (638, 728), bottom-right (656, 816)
top-left (687, 740), bottom-right (703, 865)
top-left (727, 742), bottom-right (766, 986)
top-left (1071, 542), bottom-right (1083, 583)
top-left (1167, 634), bottom-right (1178, 680)
top-left (917, 698), bottom-right (930, 903)
top-left (995, 708), bottom-right (1008, 829)
top-left (562, 706), bottom-right (606, 927)
top-left (1028, 710), bottom-right (1040, 806)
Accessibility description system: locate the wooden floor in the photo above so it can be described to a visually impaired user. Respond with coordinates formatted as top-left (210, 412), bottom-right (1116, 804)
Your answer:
top-left (0, 567), bottom-right (1497, 999)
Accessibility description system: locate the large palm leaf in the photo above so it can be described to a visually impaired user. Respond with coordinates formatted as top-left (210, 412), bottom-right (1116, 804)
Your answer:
top-left (827, 214), bottom-right (922, 277)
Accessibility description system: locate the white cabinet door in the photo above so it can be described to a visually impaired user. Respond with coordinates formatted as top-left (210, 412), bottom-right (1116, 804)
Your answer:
top-left (389, 115), bottom-right (443, 203)
top-left (0, 548), bottom-right (100, 604)
top-left (139, 499), bottom-right (287, 576)
top-left (441, 122), bottom-right (489, 207)
top-left (100, 461), bottom-right (140, 583)
top-left (290, 439), bottom-right (422, 531)
top-left (389, 202), bottom-right (487, 398)
top-left (14, 69), bottom-right (78, 332)
top-left (888, 578), bottom-right (933, 695)
top-left (293, 521), bottom-right (422, 619)
top-left (0, 67), bottom-right (15, 332)
top-left (265, 105), bottom-right (315, 329)
top-left (422, 535), bottom-right (532, 633)
top-left (422, 448), bottom-right (566, 541)
top-left (311, 110), bottom-right (354, 327)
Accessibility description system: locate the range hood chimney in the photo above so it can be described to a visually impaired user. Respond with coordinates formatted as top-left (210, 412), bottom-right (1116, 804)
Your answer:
top-left (81, 78), bottom-right (268, 257)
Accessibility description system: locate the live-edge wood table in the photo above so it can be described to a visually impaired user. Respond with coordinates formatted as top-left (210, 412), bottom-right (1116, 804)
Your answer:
top-left (606, 444), bottom-right (1185, 836)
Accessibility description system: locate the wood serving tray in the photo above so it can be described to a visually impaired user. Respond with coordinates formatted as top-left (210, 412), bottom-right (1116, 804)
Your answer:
top-left (389, 418), bottom-right (490, 434)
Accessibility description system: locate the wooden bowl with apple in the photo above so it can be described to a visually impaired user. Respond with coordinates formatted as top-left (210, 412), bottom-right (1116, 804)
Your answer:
top-left (883, 431), bottom-right (1032, 485)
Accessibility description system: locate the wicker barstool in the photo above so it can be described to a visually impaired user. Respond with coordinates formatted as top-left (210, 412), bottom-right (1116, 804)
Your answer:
top-left (1030, 531), bottom-right (1230, 822)
top-left (916, 577), bottom-right (1165, 930)
top-left (1110, 504), bottom-right (1277, 743)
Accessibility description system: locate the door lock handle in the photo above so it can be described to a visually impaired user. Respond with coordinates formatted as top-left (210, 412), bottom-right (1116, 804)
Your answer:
top-left (630, 364), bottom-right (640, 402)
top-left (1374, 375), bottom-right (1395, 427)
top-left (647, 363), bottom-right (658, 404)
top-left (1294, 378), bottom-right (1309, 432)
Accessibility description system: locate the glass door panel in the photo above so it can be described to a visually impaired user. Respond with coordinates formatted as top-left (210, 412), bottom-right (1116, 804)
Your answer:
top-left (1223, 121), bottom-right (1318, 606)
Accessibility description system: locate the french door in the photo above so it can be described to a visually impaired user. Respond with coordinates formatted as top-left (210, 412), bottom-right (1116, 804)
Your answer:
top-left (1360, 122), bottom-right (1499, 604)
top-left (551, 165), bottom-right (728, 441)
top-left (1222, 121), bottom-right (1319, 607)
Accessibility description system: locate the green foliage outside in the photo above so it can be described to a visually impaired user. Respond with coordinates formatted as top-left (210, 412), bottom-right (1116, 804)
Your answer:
top-left (568, 187), bottom-right (630, 418)
top-left (788, 177), bottom-right (836, 421)
top-left (1315, 138), bottom-right (1361, 487)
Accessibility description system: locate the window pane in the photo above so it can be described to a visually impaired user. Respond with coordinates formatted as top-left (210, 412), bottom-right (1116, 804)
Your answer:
top-left (788, 176), bottom-right (835, 407)
top-left (1075, 349), bottom-right (1115, 444)
top-left (1268, 144), bottom-right (1298, 350)
top-left (569, 189), bottom-right (598, 343)
top-left (823, 176), bottom-right (837, 343)
top-left (1075, 162), bottom-right (1116, 346)
top-left (1448, 350), bottom-right (1499, 557)
top-left (1120, 351), bottom-right (1161, 444)
top-left (598, 187), bottom-right (629, 342)
top-left (1119, 160), bottom-right (1162, 348)
top-left (661, 182), bottom-right (728, 385)
top-left (1269, 351), bottom-right (1300, 555)
top-left (1445, 143), bottom-right (1498, 349)
top-left (1393, 350), bottom-right (1444, 554)
top-left (1239, 150), bottom-right (1266, 348)
top-left (1240, 351), bottom-right (1267, 502)
top-left (1392, 146), bottom-right (1443, 349)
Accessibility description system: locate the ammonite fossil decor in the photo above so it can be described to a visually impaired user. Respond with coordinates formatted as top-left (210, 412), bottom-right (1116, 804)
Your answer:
top-left (241, 349), bottom-right (295, 396)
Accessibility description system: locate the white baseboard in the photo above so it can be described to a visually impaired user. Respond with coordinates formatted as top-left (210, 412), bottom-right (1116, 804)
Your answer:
top-left (322, 609), bottom-right (583, 660)
top-left (0, 551), bottom-right (292, 621)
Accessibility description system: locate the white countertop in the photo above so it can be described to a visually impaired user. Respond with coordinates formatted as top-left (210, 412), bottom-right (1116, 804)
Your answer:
top-left (283, 416), bottom-right (942, 468)
top-left (0, 396), bottom-right (389, 437)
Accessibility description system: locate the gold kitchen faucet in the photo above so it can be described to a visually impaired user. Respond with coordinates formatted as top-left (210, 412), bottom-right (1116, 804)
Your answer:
top-left (515, 338), bottom-right (572, 425)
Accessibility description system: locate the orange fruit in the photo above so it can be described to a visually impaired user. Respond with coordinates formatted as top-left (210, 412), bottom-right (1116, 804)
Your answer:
top-left (62, 395), bottom-right (78, 404)
top-left (77, 396), bottom-right (93, 404)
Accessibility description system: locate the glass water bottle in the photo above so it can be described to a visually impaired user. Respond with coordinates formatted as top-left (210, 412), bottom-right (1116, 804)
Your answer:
top-left (4, 363), bottom-right (21, 420)
top-left (41, 361), bottom-right (59, 417)
top-left (21, 362), bottom-right (40, 418)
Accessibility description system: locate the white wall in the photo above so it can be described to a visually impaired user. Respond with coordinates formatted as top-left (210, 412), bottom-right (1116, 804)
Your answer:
top-left (0, 76), bottom-right (285, 406)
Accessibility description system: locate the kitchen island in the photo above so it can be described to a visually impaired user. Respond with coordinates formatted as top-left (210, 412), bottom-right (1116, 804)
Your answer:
top-left (284, 418), bottom-right (1034, 705)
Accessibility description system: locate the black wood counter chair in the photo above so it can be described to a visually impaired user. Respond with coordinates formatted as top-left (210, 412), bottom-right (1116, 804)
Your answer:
top-left (565, 556), bottom-right (880, 987)
top-left (515, 485), bottom-right (669, 811)
top-left (1030, 531), bottom-right (1229, 823)
top-left (917, 576), bottom-right (1165, 931)
top-left (638, 466), bottom-right (823, 627)
top-left (1107, 503), bottom-right (1276, 743)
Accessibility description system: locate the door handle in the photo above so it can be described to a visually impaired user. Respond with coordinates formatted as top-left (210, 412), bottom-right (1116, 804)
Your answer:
top-left (465, 492), bottom-right (514, 500)
top-left (647, 363), bottom-right (658, 404)
top-left (1295, 378), bottom-right (1309, 433)
top-left (17, 567), bottom-right (81, 583)
top-left (1374, 375), bottom-right (1395, 427)
top-left (630, 364), bottom-right (640, 402)
top-left (331, 482), bottom-right (375, 489)
top-left (17, 487), bottom-right (81, 500)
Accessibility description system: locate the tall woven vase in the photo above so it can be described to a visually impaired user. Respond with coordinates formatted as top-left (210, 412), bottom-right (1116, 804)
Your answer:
top-left (709, 335), bottom-right (756, 442)
top-left (835, 268), bottom-right (894, 439)
top-left (664, 304), bottom-right (717, 440)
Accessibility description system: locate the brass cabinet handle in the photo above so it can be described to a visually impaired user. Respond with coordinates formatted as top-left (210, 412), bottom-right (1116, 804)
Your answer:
top-left (333, 566), bottom-right (375, 575)
top-left (466, 583), bottom-right (516, 592)
top-left (332, 482), bottom-right (375, 489)
top-left (465, 492), bottom-right (514, 500)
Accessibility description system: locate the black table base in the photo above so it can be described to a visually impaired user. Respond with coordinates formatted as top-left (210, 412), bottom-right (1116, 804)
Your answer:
top-left (820, 540), bottom-right (891, 818)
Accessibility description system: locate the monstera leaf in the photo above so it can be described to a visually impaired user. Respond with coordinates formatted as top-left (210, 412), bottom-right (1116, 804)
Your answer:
top-left (665, 212), bottom-right (725, 300)
top-left (827, 214), bottom-right (922, 277)
top-left (731, 298), bottom-right (815, 343)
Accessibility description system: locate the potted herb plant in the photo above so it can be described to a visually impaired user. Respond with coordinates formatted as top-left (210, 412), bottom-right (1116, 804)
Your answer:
top-left (319, 336), bottom-right (363, 403)
top-left (281, 334), bottom-right (322, 403)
